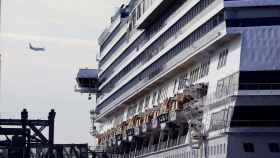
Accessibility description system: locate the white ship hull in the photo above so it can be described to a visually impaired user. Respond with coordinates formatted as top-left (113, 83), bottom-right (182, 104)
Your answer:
top-left (75, 0), bottom-right (280, 157)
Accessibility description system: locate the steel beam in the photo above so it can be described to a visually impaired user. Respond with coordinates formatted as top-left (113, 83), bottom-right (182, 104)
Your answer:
top-left (0, 119), bottom-right (49, 126)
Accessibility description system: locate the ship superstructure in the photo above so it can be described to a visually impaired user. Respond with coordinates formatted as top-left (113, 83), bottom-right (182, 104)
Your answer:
top-left (76, 0), bottom-right (280, 158)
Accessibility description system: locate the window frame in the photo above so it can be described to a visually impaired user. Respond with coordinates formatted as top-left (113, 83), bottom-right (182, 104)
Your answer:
top-left (217, 49), bottom-right (229, 69)
top-left (243, 142), bottom-right (255, 153)
top-left (268, 143), bottom-right (280, 153)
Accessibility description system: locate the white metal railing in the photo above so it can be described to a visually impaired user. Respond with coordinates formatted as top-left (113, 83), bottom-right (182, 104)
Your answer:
top-left (136, 0), bottom-right (165, 27)
top-left (96, 25), bottom-right (224, 117)
top-left (97, 0), bottom-right (223, 105)
top-left (99, 16), bottom-right (121, 47)
top-left (100, 24), bottom-right (128, 61)
top-left (99, 31), bottom-right (143, 76)
top-left (106, 135), bottom-right (188, 158)
top-left (98, 0), bottom-right (199, 77)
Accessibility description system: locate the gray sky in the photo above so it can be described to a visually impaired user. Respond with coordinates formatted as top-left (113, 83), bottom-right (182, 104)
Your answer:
top-left (0, 0), bottom-right (127, 145)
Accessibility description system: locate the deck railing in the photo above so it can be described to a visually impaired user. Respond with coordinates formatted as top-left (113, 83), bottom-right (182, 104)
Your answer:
top-left (104, 134), bottom-right (188, 158)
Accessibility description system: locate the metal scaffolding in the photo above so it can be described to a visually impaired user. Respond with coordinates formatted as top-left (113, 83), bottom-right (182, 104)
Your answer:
top-left (0, 109), bottom-right (55, 158)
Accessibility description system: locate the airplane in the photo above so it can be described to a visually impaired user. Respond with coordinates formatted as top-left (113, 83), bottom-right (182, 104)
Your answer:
top-left (29, 43), bottom-right (46, 52)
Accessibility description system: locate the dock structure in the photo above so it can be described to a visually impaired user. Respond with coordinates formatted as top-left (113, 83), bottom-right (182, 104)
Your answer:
top-left (0, 109), bottom-right (92, 158)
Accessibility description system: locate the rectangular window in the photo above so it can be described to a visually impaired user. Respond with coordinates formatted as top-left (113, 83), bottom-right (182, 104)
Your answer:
top-left (243, 143), bottom-right (255, 152)
top-left (199, 61), bottom-right (210, 78)
top-left (138, 99), bottom-right (144, 113)
top-left (216, 72), bottom-right (239, 98)
top-left (127, 105), bottom-right (137, 119)
top-left (157, 89), bottom-right (162, 104)
top-left (217, 49), bottom-right (228, 69)
top-left (173, 79), bottom-right (179, 94)
top-left (145, 95), bottom-right (150, 108)
top-left (178, 73), bottom-right (188, 90)
top-left (190, 67), bottom-right (200, 83)
top-left (210, 109), bottom-right (228, 131)
top-left (269, 143), bottom-right (280, 153)
top-left (151, 91), bottom-right (158, 105)
top-left (137, 5), bottom-right (141, 19)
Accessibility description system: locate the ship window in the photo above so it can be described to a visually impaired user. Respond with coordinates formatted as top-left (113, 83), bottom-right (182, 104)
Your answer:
top-left (190, 67), bottom-right (200, 83)
top-left (223, 143), bottom-right (226, 153)
top-left (162, 87), bottom-right (168, 100)
top-left (173, 79), bottom-right (179, 94)
top-left (157, 89), bottom-right (163, 104)
top-left (138, 99), bottom-right (144, 113)
top-left (216, 72), bottom-right (239, 98)
top-left (137, 3), bottom-right (142, 19)
top-left (210, 109), bottom-right (228, 131)
top-left (127, 105), bottom-right (137, 119)
top-left (243, 143), bottom-right (255, 152)
top-left (199, 61), bottom-right (210, 79)
top-left (144, 95), bottom-right (150, 108)
top-left (178, 73), bottom-right (188, 90)
top-left (268, 143), bottom-right (280, 153)
top-left (152, 91), bottom-right (158, 105)
top-left (217, 49), bottom-right (228, 69)
top-left (214, 145), bottom-right (217, 155)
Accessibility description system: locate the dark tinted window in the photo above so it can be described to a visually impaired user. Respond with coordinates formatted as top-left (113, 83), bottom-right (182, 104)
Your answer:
top-left (243, 143), bottom-right (255, 152)
top-left (269, 143), bottom-right (280, 153)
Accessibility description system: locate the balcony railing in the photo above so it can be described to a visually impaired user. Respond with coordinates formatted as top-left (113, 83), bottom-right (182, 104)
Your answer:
top-left (96, 9), bottom-right (225, 114)
top-left (137, 0), bottom-right (186, 29)
top-left (104, 134), bottom-right (188, 158)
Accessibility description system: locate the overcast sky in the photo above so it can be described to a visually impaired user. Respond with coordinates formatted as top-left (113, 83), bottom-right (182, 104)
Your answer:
top-left (0, 0), bottom-right (128, 145)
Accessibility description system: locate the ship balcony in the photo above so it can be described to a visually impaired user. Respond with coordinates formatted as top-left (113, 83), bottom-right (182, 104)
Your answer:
top-left (136, 0), bottom-right (186, 29)
top-left (183, 83), bottom-right (208, 100)
top-left (152, 118), bottom-right (160, 130)
top-left (169, 110), bottom-right (187, 125)
top-left (75, 69), bottom-right (99, 93)
top-left (115, 134), bottom-right (123, 146)
top-left (141, 122), bottom-right (152, 134)
top-left (158, 112), bottom-right (169, 130)
top-left (107, 137), bottom-right (117, 148)
top-left (126, 128), bottom-right (135, 142)
top-left (134, 126), bottom-right (143, 137)
top-left (122, 133), bottom-right (128, 143)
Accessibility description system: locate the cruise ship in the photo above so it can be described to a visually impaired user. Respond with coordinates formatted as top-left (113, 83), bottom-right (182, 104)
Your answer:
top-left (75, 0), bottom-right (280, 158)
